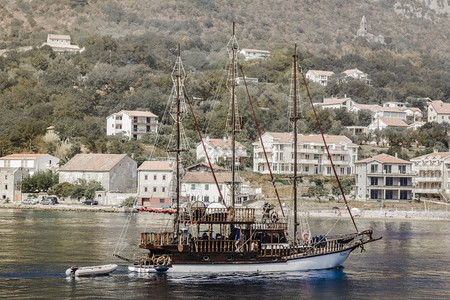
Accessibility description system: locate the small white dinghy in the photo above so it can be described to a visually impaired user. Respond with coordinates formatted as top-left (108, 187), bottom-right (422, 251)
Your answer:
top-left (65, 264), bottom-right (118, 277)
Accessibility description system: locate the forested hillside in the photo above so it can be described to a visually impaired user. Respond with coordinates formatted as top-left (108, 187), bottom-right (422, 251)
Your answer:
top-left (0, 0), bottom-right (448, 165)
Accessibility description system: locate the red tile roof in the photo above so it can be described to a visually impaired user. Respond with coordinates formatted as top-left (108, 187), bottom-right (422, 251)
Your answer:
top-left (138, 161), bottom-right (174, 171)
top-left (121, 110), bottom-right (158, 117)
top-left (264, 132), bottom-right (357, 146)
top-left (430, 100), bottom-right (450, 114)
top-left (0, 153), bottom-right (49, 159)
top-left (378, 117), bottom-right (408, 127)
top-left (355, 153), bottom-right (411, 164)
top-left (411, 152), bottom-right (450, 161)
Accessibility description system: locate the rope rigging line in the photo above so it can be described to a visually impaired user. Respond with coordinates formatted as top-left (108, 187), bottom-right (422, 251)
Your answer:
top-left (239, 65), bottom-right (285, 218)
top-left (183, 86), bottom-right (227, 206)
top-left (299, 71), bottom-right (359, 233)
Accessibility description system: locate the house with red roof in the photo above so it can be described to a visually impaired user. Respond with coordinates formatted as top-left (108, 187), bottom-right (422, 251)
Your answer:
top-left (0, 153), bottom-right (59, 202)
top-left (411, 152), bottom-right (450, 201)
top-left (427, 100), bottom-right (450, 124)
top-left (252, 132), bottom-right (358, 176)
top-left (355, 154), bottom-right (414, 201)
top-left (106, 110), bottom-right (158, 140)
top-left (368, 117), bottom-right (409, 131)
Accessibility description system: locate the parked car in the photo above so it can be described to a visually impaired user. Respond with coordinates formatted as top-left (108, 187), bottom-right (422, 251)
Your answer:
top-left (21, 198), bottom-right (38, 205)
top-left (82, 199), bottom-right (98, 205)
top-left (41, 196), bottom-right (58, 205)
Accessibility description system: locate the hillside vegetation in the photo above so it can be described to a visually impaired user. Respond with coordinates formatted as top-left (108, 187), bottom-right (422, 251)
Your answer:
top-left (0, 0), bottom-right (448, 165)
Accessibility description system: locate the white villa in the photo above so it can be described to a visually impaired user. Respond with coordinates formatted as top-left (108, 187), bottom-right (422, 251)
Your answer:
top-left (368, 117), bottom-right (409, 131)
top-left (428, 100), bottom-right (450, 124)
top-left (137, 160), bottom-right (175, 207)
top-left (42, 34), bottom-right (82, 52)
top-left (342, 68), bottom-right (371, 85)
top-left (355, 154), bottom-right (414, 201)
top-left (107, 110), bottom-right (158, 140)
top-left (239, 49), bottom-right (270, 60)
top-left (411, 152), bottom-right (450, 202)
top-left (196, 137), bottom-right (247, 165)
top-left (252, 132), bottom-right (358, 176)
top-left (305, 70), bottom-right (335, 86)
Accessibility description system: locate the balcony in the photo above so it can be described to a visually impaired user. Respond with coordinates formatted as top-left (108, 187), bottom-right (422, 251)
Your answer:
top-left (415, 188), bottom-right (440, 194)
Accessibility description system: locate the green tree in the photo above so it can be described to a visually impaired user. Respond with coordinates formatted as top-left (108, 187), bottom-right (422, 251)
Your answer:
top-left (21, 172), bottom-right (59, 193)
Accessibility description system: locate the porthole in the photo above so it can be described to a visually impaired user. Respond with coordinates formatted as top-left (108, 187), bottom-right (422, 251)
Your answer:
top-left (226, 255), bottom-right (234, 261)
top-left (249, 255), bottom-right (256, 261)
top-left (272, 257), bottom-right (278, 262)
top-left (202, 255), bottom-right (210, 261)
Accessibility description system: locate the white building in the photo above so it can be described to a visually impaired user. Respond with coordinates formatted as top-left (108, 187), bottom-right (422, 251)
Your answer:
top-left (181, 172), bottom-right (233, 205)
top-left (427, 100), bottom-right (450, 124)
top-left (368, 117), bottom-right (408, 131)
top-left (305, 70), bottom-right (335, 86)
top-left (106, 110), bottom-right (158, 140)
top-left (355, 154), bottom-right (414, 201)
top-left (252, 132), bottom-right (358, 176)
top-left (411, 152), bottom-right (450, 201)
top-left (42, 34), bottom-right (82, 52)
top-left (137, 160), bottom-right (175, 207)
top-left (316, 97), bottom-right (354, 111)
top-left (239, 49), bottom-right (270, 60)
top-left (0, 154), bottom-right (60, 175)
top-left (0, 167), bottom-right (28, 202)
top-left (342, 68), bottom-right (371, 85)
top-left (59, 154), bottom-right (137, 193)
top-left (196, 137), bottom-right (247, 165)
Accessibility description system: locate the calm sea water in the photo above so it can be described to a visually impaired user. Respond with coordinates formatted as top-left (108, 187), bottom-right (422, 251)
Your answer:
top-left (0, 209), bottom-right (448, 299)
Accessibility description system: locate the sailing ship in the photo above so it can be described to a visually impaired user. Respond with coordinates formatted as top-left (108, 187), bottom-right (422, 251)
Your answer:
top-left (121, 24), bottom-right (380, 273)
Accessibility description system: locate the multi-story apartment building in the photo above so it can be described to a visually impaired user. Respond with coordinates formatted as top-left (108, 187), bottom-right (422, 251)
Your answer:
top-left (355, 154), bottom-right (414, 201)
top-left (106, 110), bottom-right (158, 140)
top-left (196, 137), bottom-right (247, 165)
top-left (181, 172), bottom-right (233, 205)
top-left (252, 132), bottom-right (358, 176)
top-left (137, 160), bottom-right (175, 207)
top-left (411, 152), bottom-right (450, 201)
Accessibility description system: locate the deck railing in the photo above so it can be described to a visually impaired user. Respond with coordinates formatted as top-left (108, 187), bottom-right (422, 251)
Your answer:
top-left (180, 207), bottom-right (255, 223)
top-left (141, 232), bottom-right (174, 246)
top-left (252, 222), bottom-right (288, 230)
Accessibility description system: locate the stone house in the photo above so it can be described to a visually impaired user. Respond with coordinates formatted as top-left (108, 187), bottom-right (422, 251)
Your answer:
top-left (59, 154), bottom-right (137, 192)
top-left (0, 167), bottom-right (28, 202)
top-left (43, 34), bottom-right (82, 52)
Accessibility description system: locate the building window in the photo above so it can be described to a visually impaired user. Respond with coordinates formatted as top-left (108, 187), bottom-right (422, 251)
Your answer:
top-left (204, 196), bottom-right (209, 202)
top-left (400, 178), bottom-right (408, 186)
top-left (370, 177), bottom-right (378, 185)
top-left (205, 184), bottom-right (209, 190)
top-left (153, 187), bottom-right (157, 192)
top-left (191, 184), bottom-right (196, 190)
top-left (304, 166), bottom-right (309, 172)
top-left (347, 167), bottom-right (351, 175)
top-left (399, 165), bottom-right (406, 174)
top-left (163, 175), bottom-right (166, 180)
top-left (400, 191), bottom-right (408, 200)
top-left (384, 165), bottom-right (392, 173)
top-left (219, 185), bottom-right (223, 190)
top-left (160, 199), bottom-right (165, 203)
top-left (386, 177), bottom-right (393, 186)
top-left (327, 167), bottom-right (331, 175)
top-left (145, 175), bottom-right (148, 180)
top-left (4, 185), bottom-right (7, 190)
top-left (162, 187), bottom-right (166, 192)
top-left (370, 164), bottom-right (378, 173)
top-left (305, 154), bottom-right (310, 159)
top-left (144, 187), bottom-right (148, 192)
top-left (385, 190), bottom-right (393, 199)
top-left (154, 175), bottom-right (157, 180)
top-left (340, 155), bottom-right (345, 161)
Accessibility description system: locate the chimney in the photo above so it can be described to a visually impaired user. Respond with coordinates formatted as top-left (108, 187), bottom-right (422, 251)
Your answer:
top-left (395, 153), bottom-right (398, 158)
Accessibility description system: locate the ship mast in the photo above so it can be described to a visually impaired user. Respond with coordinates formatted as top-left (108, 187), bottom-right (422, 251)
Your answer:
top-left (231, 23), bottom-right (237, 208)
top-left (175, 44), bottom-right (181, 238)
top-left (292, 44), bottom-right (299, 244)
